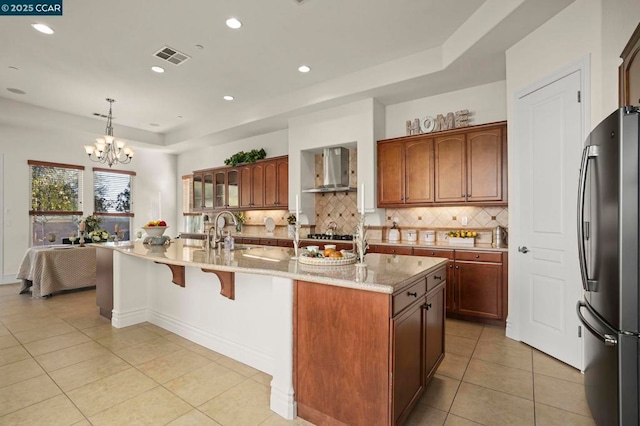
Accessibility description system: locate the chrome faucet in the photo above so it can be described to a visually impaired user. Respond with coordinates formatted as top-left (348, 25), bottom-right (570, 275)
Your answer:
top-left (207, 210), bottom-right (238, 250)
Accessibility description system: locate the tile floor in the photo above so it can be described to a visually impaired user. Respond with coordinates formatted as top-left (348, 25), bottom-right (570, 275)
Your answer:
top-left (0, 283), bottom-right (595, 425)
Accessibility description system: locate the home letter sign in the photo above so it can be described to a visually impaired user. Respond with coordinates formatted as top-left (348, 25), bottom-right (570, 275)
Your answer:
top-left (406, 109), bottom-right (470, 135)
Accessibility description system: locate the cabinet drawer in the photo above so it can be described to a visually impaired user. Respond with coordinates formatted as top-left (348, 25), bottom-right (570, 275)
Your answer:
top-left (455, 251), bottom-right (502, 263)
top-left (427, 267), bottom-right (447, 292)
top-left (393, 279), bottom-right (426, 316)
top-left (413, 248), bottom-right (454, 259)
top-left (377, 245), bottom-right (413, 255)
top-left (242, 237), bottom-right (260, 245)
top-left (278, 239), bottom-right (293, 248)
top-left (259, 238), bottom-right (278, 246)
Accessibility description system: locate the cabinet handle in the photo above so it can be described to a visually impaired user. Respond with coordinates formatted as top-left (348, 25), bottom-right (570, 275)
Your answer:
top-left (434, 275), bottom-right (442, 280)
top-left (422, 303), bottom-right (432, 310)
top-left (430, 252), bottom-right (435, 255)
top-left (449, 264), bottom-right (453, 268)
top-left (455, 266), bottom-right (460, 269)
top-left (475, 255), bottom-right (480, 259)
top-left (407, 292), bottom-right (418, 297)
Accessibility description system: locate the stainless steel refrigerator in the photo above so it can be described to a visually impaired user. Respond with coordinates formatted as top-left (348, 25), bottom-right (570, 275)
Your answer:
top-left (577, 106), bottom-right (640, 426)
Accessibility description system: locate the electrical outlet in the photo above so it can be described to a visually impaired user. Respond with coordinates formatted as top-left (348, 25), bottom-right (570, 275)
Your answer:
top-left (393, 217), bottom-right (399, 224)
top-left (461, 216), bottom-right (468, 226)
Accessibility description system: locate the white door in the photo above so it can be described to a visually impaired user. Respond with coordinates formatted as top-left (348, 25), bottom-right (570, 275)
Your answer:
top-left (512, 69), bottom-right (584, 369)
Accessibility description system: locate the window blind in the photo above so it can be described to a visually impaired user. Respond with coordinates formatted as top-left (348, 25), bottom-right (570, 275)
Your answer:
top-left (93, 168), bottom-right (135, 215)
top-left (28, 160), bottom-right (83, 215)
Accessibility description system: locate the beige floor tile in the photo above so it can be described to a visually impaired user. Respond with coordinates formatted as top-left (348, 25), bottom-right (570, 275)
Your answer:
top-left (420, 374), bottom-right (460, 412)
top-left (0, 345), bottom-right (31, 367)
top-left (0, 324), bottom-right (10, 336)
top-left (259, 413), bottom-right (315, 425)
top-left (88, 386), bottom-right (191, 425)
top-left (472, 341), bottom-right (532, 371)
top-left (164, 361), bottom-right (245, 406)
top-left (404, 403), bottom-right (447, 426)
top-left (67, 368), bottom-right (157, 417)
top-left (463, 359), bottom-right (533, 400)
top-left (534, 374), bottom-right (591, 417)
top-left (141, 322), bottom-right (173, 337)
top-left (48, 353), bottom-right (130, 392)
top-left (35, 341), bottom-right (110, 372)
top-left (64, 313), bottom-right (110, 330)
top-left (446, 319), bottom-right (483, 340)
top-left (187, 343), bottom-right (225, 361)
top-left (215, 355), bottom-right (261, 377)
top-left (444, 414), bottom-right (483, 425)
top-left (450, 382), bottom-right (534, 426)
top-left (251, 371), bottom-right (273, 387)
top-left (72, 420), bottom-right (92, 426)
top-left (533, 350), bottom-right (584, 384)
top-left (23, 330), bottom-right (91, 356)
top-left (0, 374), bottom-right (62, 417)
top-left (113, 337), bottom-right (182, 366)
top-left (167, 409), bottom-right (222, 425)
top-left (96, 327), bottom-right (159, 351)
top-left (0, 358), bottom-right (45, 388)
top-left (13, 322), bottom-right (77, 344)
top-left (437, 352), bottom-right (470, 380)
top-left (199, 379), bottom-right (272, 425)
top-left (445, 335), bottom-right (478, 358)
top-left (164, 332), bottom-right (203, 348)
top-left (478, 325), bottom-right (530, 350)
top-left (80, 323), bottom-right (135, 340)
top-left (0, 334), bottom-right (20, 350)
top-left (535, 402), bottom-right (596, 426)
top-left (3, 315), bottom-right (67, 334)
top-left (0, 394), bottom-right (85, 426)
top-left (137, 348), bottom-right (212, 383)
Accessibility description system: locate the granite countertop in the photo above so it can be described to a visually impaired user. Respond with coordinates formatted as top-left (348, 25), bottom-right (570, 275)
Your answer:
top-left (179, 231), bottom-right (508, 252)
top-left (98, 240), bottom-right (447, 294)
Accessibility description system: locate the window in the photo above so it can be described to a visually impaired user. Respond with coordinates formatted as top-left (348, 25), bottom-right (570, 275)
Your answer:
top-left (29, 160), bottom-right (84, 245)
top-left (182, 174), bottom-right (202, 233)
top-left (93, 167), bottom-right (135, 240)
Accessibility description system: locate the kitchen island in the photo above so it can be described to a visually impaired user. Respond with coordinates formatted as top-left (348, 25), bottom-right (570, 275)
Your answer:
top-left (98, 240), bottom-right (447, 425)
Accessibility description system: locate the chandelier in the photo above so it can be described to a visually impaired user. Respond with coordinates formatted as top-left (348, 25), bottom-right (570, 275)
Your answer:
top-left (83, 98), bottom-right (134, 167)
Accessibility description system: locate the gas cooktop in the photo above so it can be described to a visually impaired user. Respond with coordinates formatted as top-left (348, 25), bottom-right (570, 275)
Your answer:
top-left (306, 233), bottom-right (354, 241)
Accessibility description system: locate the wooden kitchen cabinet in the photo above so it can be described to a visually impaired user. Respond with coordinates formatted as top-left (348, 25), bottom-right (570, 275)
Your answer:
top-left (377, 138), bottom-right (434, 206)
top-left (240, 162), bottom-right (265, 208)
top-left (413, 248), bottom-right (455, 312)
top-left (264, 156), bottom-right (288, 208)
top-left (378, 122), bottom-right (507, 207)
top-left (295, 265), bottom-right (447, 426)
top-left (192, 172), bottom-right (203, 211)
top-left (453, 250), bottom-right (505, 323)
top-left (619, 22), bottom-right (640, 107)
top-left (368, 244), bottom-right (414, 256)
top-left (192, 169), bottom-right (215, 210)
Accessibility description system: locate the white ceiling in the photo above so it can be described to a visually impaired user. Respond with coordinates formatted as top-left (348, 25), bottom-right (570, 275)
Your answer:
top-left (0, 0), bottom-right (574, 152)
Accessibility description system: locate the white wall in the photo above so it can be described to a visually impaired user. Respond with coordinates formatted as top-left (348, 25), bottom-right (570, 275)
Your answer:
top-left (0, 121), bottom-right (177, 280)
top-left (288, 99), bottom-right (385, 225)
top-left (385, 81), bottom-right (508, 139)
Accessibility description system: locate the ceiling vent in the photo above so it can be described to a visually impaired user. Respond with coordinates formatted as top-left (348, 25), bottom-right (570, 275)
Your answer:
top-left (153, 46), bottom-right (191, 66)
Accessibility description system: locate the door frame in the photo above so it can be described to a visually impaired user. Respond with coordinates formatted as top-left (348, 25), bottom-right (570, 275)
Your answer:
top-left (507, 56), bottom-right (591, 363)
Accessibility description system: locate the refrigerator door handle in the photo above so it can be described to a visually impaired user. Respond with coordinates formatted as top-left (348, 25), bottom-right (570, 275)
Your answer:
top-left (577, 145), bottom-right (599, 292)
top-left (576, 301), bottom-right (618, 346)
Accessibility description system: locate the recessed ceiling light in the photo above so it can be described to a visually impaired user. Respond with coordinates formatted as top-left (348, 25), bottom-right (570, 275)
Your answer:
top-left (223, 95), bottom-right (234, 101)
top-left (31, 23), bottom-right (54, 35)
top-left (298, 65), bottom-right (311, 73)
top-left (7, 88), bottom-right (26, 95)
top-left (151, 66), bottom-right (165, 73)
top-left (8, 66), bottom-right (19, 71)
top-left (177, 115), bottom-right (183, 119)
top-left (226, 18), bottom-right (242, 29)
top-left (195, 44), bottom-right (204, 50)
top-left (149, 123), bottom-right (160, 127)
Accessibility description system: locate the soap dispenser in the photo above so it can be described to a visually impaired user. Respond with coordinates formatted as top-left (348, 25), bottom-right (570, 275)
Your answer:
top-left (388, 221), bottom-right (400, 242)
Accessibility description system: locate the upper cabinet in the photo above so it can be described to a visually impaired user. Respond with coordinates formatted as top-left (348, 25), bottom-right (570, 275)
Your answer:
top-left (264, 156), bottom-right (289, 208)
top-left (378, 122), bottom-right (507, 208)
top-left (195, 155), bottom-right (288, 212)
top-left (378, 138), bottom-right (433, 206)
top-left (619, 22), bottom-right (640, 107)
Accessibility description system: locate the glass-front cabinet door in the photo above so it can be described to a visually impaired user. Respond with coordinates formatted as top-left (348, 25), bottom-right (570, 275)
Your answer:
top-left (214, 170), bottom-right (227, 208)
top-left (193, 173), bottom-right (203, 210)
top-left (227, 169), bottom-right (239, 208)
top-left (203, 172), bottom-right (214, 209)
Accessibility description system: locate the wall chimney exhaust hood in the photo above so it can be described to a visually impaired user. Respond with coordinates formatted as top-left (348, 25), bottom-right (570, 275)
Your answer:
top-left (302, 147), bottom-right (356, 193)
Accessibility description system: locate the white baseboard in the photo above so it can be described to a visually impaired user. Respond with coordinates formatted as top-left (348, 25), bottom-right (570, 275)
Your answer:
top-left (270, 385), bottom-right (297, 420)
top-left (111, 308), bottom-right (147, 328)
top-left (147, 308), bottom-right (273, 375)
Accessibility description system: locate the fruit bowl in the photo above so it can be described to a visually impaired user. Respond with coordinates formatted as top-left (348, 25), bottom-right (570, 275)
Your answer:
top-left (142, 226), bottom-right (168, 237)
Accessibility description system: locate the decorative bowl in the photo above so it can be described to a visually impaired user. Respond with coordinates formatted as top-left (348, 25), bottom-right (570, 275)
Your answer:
top-left (142, 226), bottom-right (168, 237)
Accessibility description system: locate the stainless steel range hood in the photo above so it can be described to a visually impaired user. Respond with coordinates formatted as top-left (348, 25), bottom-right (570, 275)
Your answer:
top-left (302, 147), bottom-right (356, 193)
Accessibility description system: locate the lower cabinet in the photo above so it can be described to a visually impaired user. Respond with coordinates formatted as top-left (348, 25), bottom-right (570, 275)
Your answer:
top-left (294, 265), bottom-right (447, 426)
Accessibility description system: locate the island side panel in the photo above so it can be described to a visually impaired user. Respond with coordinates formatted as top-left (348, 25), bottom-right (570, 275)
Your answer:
top-left (294, 280), bottom-right (391, 426)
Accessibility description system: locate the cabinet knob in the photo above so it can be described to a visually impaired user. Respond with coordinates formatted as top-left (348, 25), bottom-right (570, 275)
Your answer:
top-left (434, 275), bottom-right (442, 280)
top-left (422, 303), bottom-right (432, 310)
top-left (407, 292), bottom-right (418, 297)
top-left (430, 252), bottom-right (435, 255)
top-left (449, 264), bottom-right (453, 268)
top-left (455, 266), bottom-right (460, 269)
top-left (475, 255), bottom-right (480, 259)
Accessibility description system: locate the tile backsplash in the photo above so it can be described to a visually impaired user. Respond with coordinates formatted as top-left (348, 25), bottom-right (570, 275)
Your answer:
top-left (385, 206), bottom-right (508, 229)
